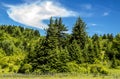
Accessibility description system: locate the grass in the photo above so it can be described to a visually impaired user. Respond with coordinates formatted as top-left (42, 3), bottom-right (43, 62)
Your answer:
top-left (0, 69), bottom-right (120, 79)
top-left (0, 74), bottom-right (120, 79)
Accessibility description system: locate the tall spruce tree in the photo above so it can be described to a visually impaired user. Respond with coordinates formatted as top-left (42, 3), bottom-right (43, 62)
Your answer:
top-left (68, 17), bottom-right (88, 63)
top-left (71, 17), bottom-right (88, 49)
top-left (46, 17), bottom-right (67, 49)
top-left (57, 17), bottom-right (68, 48)
top-left (33, 17), bottom-right (68, 73)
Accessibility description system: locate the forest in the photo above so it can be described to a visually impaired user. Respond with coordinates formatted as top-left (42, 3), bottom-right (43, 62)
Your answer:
top-left (0, 17), bottom-right (120, 75)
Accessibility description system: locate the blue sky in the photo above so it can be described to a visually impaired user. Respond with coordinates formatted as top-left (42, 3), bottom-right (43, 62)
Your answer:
top-left (0, 0), bottom-right (120, 36)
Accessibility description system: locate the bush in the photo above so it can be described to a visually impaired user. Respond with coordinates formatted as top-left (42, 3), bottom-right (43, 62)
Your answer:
top-left (90, 64), bottom-right (109, 75)
top-left (112, 59), bottom-right (120, 68)
top-left (79, 63), bottom-right (90, 74)
top-left (20, 64), bottom-right (32, 73)
top-left (66, 61), bottom-right (80, 73)
top-left (33, 69), bottom-right (42, 75)
top-left (66, 62), bottom-right (87, 73)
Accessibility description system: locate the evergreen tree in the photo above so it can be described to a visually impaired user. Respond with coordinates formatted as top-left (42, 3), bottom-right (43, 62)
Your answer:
top-left (33, 17), bottom-right (68, 73)
top-left (71, 17), bottom-right (88, 49)
top-left (68, 40), bottom-right (83, 63)
top-left (87, 40), bottom-right (95, 63)
top-left (92, 34), bottom-right (99, 41)
top-left (46, 17), bottom-right (58, 49)
top-left (57, 17), bottom-right (68, 48)
top-left (102, 34), bottom-right (107, 39)
top-left (107, 33), bottom-right (113, 41)
top-left (1, 17), bottom-right (120, 74)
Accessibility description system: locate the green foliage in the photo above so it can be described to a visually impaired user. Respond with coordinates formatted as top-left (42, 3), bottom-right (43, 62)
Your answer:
top-left (71, 17), bottom-right (88, 49)
top-left (68, 40), bottom-right (83, 63)
top-left (66, 61), bottom-right (82, 73)
top-left (0, 17), bottom-right (120, 75)
top-left (20, 64), bottom-right (32, 73)
top-left (0, 25), bottom-right (40, 73)
top-left (90, 64), bottom-right (109, 75)
top-left (111, 55), bottom-right (118, 68)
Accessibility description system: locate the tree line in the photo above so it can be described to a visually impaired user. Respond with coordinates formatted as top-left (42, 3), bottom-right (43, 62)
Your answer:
top-left (0, 17), bottom-right (120, 74)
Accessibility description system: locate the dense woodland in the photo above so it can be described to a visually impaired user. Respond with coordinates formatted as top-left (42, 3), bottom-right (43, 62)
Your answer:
top-left (0, 17), bottom-right (120, 75)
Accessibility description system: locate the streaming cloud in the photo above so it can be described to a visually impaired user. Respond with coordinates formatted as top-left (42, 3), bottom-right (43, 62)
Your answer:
top-left (81, 4), bottom-right (92, 10)
top-left (103, 12), bottom-right (109, 16)
top-left (6, 0), bottom-right (77, 29)
top-left (91, 23), bottom-right (97, 26)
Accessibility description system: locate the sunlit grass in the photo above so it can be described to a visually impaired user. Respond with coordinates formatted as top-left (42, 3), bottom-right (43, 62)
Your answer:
top-left (0, 69), bottom-right (120, 79)
top-left (0, 74), bottom-right (119, 79)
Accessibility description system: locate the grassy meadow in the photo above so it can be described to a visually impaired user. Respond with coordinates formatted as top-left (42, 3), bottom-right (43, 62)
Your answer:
top-left (0, 74), bottom-right (119, 79)
top-left (0, 69), bottom-right (120, 79)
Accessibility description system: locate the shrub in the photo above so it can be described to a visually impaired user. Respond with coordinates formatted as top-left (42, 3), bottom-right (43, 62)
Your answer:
top-left (20, 64), bottom-right (32, 73)
top-left (66, 62), bottom-right (87, 73)
top-left (90, 64), bottom-right (109, 75)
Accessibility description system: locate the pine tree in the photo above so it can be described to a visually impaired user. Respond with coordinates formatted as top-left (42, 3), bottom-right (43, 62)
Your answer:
top-left (57, 17), bottom-right (68, 48)
top-left (46, 17), bottom-right (68, 49)
top-left (102, 34), bottom-right (107, 39)
top-left (33, 17), bottom-right (68, 73)
top-left (92, 34), bottom-right (99, 41)
top-left (71, 17), bottom-right (88, 49)
top-left (107, 33), bottom-right (113, 41)
top-left (45, 17), bottom-right (58, 49)
top-left (87, 40), bottom-right (95, 63)
top-left (68, 40), bottom-right (83, 63)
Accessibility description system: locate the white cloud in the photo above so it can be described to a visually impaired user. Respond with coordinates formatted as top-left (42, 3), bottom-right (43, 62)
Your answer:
top-left (6, 0), bottom-right (77, 29)
top-left (87, 23), bottom-right (97, 27)
top-left (79, 4), bottom-right (93, 17)
top-left (91, 23), bottom-right (97, 26)
top-left (81, 4), bottom-right (92, 10)
top-left (103, 12), bottom-right (109, 16)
